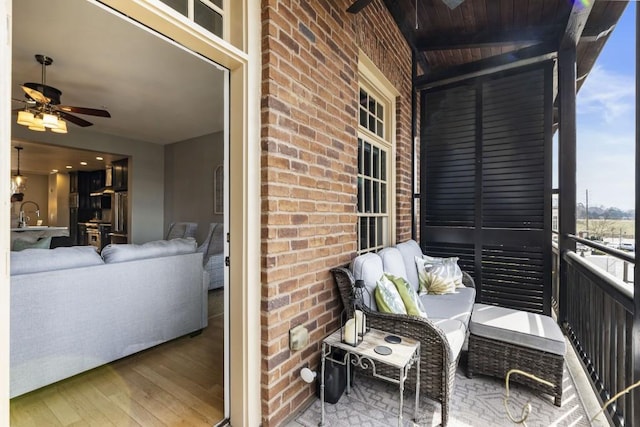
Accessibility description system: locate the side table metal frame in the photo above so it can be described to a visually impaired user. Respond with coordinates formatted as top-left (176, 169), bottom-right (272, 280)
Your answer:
top-left (318, 329), bottom-right (420, 427)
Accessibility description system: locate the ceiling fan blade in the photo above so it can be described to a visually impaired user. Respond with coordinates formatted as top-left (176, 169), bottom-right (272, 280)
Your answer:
top-left (56, 105), bottom-right (111, 118)
top-left (58, 111), bottom-right (93, 127)
top-left (347, 0), bottom-right (373, 14)
top-left (21, 85), bottom-right (50, 104)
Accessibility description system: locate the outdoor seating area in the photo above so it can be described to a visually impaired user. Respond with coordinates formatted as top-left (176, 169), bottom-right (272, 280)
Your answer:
top-left (328, 240), bottom-right (579, 426)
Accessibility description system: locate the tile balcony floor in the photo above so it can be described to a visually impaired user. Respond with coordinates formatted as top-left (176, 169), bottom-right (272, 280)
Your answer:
top-left (286, 341), bottom-right (610, 427)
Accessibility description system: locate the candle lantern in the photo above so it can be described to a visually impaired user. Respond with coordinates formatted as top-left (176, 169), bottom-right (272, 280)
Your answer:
top-left (340, 279), bottom-right (371, 346)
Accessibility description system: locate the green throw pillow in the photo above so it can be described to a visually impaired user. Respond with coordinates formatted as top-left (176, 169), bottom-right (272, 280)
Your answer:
top-left (375, 274), bottom-right (407, 315)
top-left (12, 237), bottom-right (52, 251)
top-left (384, 273), bottom-right (427, 318)
top-left (415, 256), bottom-right (456, 295)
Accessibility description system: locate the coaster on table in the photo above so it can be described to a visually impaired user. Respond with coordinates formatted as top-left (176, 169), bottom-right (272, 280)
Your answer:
top-left (384, 335), bottom-right (401, 344)
top-left (374, 345), bottom-right (392, 356)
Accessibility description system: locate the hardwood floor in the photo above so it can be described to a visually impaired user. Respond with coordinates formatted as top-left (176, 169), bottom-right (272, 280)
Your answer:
top-left (10, 290), bottom-right (226, 426)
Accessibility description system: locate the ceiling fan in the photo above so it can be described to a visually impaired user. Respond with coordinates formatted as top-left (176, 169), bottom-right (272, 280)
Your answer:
top-left (347, 0), bottom-right (465, 14)
top-left (12, 54), bottom-right (111, 131)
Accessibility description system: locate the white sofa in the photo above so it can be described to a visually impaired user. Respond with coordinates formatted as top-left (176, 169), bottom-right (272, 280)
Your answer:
top-left (10, 239), bottom-right (208, 398)
top-left (331, 239), bottom-right (476, 427)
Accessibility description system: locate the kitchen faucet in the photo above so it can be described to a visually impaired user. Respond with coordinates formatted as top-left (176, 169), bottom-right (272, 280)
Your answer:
top-left (19, 200), bottom-right (40, 228)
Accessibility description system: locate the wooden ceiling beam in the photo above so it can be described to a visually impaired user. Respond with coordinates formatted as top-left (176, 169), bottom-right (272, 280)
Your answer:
top-left (416, 42), bottom-right (557, 90)
top-left (560, 0), bottom-right (595, 49)
top-left (414, 27), bottom-right (560, 52)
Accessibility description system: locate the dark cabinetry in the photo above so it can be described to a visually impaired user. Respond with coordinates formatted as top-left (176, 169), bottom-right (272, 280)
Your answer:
top-left (77, 223), bottom-right (88, 246)
top-left (112, 159), bottom-right (128, 191)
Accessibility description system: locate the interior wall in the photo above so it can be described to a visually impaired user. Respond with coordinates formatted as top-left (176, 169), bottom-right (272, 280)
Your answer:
top-left (164, 131), bottom-right (224, 245)
top-left (12, 124), bottom-right (165, 243)
top-left (48, 173), bottom-right (70, 227)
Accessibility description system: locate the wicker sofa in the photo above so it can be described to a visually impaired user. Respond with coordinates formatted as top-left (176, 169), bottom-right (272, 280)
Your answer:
top-left (331, 239), bottom-right (475, 427)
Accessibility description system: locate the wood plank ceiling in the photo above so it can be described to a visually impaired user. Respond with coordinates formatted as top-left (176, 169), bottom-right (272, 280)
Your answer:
top-left (349, 0), bottom-right (628, 93)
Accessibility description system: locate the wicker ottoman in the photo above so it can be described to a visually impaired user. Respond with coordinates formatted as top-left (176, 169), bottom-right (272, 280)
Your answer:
top-left (467, 303), bottom-right (566, 406)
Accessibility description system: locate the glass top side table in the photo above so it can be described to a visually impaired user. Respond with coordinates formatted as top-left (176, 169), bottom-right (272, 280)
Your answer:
top-left (319, 328), bottom-right (421, 426)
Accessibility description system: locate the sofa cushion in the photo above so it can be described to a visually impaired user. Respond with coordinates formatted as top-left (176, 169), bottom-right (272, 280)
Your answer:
top-left (375, 274), bottom-right (407, 315)
top-left (470, 303), bottom-right (566, 356)
top-left (378, 247), bottom-right (410, 284)
top-left (394, 240), bottom-right (423, 291)
top-left (10, 246), bottom-right (104, 275)
top-left (384, 273), bottom-right (427, 317)
top-left (351, 252), bottom-right (383, 311)
top-left (420, 287), bottom-right (476, 327)
top-left (432, 318), bottom-right (466, 360)
top-left (12, 237), bottom-right (52, 251)
top-left (101, 238), bottom-right (197, 264)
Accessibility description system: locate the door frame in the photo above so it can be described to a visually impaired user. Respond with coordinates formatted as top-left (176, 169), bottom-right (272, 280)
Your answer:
top-left (0, 0), bottom-right (262, 425)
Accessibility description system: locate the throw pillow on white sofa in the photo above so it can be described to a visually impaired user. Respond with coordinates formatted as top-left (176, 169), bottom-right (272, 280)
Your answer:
top-left (101, 238), bottom-right (197, 263)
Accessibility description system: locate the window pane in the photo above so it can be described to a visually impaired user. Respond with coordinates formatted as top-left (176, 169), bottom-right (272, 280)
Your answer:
top-left (358, 138), bottom-right (363, 174)
top-left (369, 217), bottom-right (376, 248)
top-left (364, 179), bottom-right (371, 213)
top-left (381, 151), bottom-right (387, 181)
top-left (373, 181), bottom-right (379, 213)
top-left (368, 97), bottom-right (376, 114)
top-left (368, 114), bottom-right (375, 133)
top-left (357, 177), bottom-right (363, 213)
top-left (359, 218), bottom-right (368, 250)
top-left (211, 0), bottom-right (223, 7)
top-left (360, 89), bottom-right (367, 108)
top-left (360, 108), bottom-right (367, 127)
top-left (377, 217), bottom-right (383, 246)
top-left (160, 0), bottom-right (188, 14)
top-left (381, 183), bottom-right (387, 213)
top-left (372, 146), bottom-right (379, 179)
top-left (377, 103), bottom-right (383, 120)
top-left (376, 119), bottom-right (383, 137)
top-left (195, 1), bottom-right (223, 37)
top-left (364, 142), bottom-right (371, 176)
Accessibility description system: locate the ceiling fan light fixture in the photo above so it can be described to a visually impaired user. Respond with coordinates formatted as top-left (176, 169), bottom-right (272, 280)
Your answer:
top-left (17, 110), bottom-right (35, 126)
top-left (51, 118), bottom-right (68, 134)
top-left (42, 112), bottom-right (59, 128)
top-left (28, 116), bottom-right (46, 132)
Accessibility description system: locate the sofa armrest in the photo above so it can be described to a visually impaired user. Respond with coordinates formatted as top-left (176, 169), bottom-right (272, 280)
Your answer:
top-left (462, 270), bottom-right (475, 288)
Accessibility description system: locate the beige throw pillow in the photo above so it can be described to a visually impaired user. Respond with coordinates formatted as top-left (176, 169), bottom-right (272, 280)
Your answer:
top-left (415, 256), bottom-right (457, 295)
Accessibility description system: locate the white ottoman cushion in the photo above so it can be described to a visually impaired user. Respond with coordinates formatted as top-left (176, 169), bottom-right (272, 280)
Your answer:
top-left (470, 303), bottom-right (566, 356)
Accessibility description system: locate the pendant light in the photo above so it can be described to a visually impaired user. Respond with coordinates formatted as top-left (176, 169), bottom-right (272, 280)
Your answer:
top-left (11, 146), bottom-right (27, 194)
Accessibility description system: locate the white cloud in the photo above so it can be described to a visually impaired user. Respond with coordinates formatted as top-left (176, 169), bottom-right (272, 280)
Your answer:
top-left (577, 65), bottom-right (635, 124)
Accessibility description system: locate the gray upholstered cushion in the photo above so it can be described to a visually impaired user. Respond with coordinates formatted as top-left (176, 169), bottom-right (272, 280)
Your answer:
top-left (10, 246), bottom-right (104, 275)
top-left (470, 303), bottom-right (566, 356)
top-left (350, 252), bottom-right (383, 311)
top-left (420, 287), bottom-right (476, 326)
top-left (12, 237), bottom-right (52, 251)
top-left (394, 239), bottom-right (423, 291)
top-left (378, 247), bottom-right (409, 284)
top-left (101, 238), bottom-right (197, 264)
top-left (433, 318), bottom-right (466, 360)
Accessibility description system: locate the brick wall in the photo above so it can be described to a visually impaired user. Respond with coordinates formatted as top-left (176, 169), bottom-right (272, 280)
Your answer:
top-left (260, 1), bottom-right (413, 425)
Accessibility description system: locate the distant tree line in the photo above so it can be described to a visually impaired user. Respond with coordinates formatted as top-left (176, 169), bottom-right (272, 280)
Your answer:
top-left (576, 203), bottom-right (635, 220)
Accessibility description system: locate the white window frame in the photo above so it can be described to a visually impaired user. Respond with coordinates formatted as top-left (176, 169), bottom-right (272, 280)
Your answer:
top-left (158, 0), bottom-right (228, 40)
top-left (357, 51), bottom-right (399, 254)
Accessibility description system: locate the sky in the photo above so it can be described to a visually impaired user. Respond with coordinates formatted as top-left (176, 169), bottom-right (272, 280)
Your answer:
top-left (573, 1), bottom-right (636, 210)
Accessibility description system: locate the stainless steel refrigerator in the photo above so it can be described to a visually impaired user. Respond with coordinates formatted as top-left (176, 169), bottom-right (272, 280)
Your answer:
top-left (110, 191), bottom-right (128, 244)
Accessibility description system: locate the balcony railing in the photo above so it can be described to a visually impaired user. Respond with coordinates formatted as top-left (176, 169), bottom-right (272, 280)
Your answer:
top-left (553, 234), bottom-right (636, 426)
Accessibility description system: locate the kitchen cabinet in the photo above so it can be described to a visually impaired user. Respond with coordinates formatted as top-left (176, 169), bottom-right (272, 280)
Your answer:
top-left (112, 159), bottom-right (128, 191)
top-left (77, 223), bottom-right (88, 246)
top-left (69, 172), bottom-right (78, 193)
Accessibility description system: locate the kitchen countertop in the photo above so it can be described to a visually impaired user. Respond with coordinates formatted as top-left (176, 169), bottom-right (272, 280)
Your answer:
top-left (11, 226), bottom-right (69, 232)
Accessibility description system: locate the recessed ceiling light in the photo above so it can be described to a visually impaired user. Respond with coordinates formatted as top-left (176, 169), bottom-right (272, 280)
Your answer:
top-left (51, 169), bottom-right (58, 173)
top-left (96, 156), bottom-right (104, 161)
top-left (80, 161), bottom-right (88, 166)
top-left (66, 165), bottom-right (72, 169)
